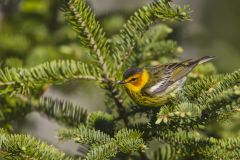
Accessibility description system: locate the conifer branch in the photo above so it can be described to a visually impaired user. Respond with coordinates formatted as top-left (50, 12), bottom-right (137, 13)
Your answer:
top-left (58, 127), bottom-right (146, 159)
top-left (62, 0), bottom-right (128, 122)
top-left (37, 97), bottom-right (88, 127)
top-left (0, 60), bottom-right (101, 95)
top-left (0, 95), bottom-right (88, 129)
top-left (0, 129), bottom-right (72, 160)
top-left (156, 69), bottom-right (240, 127)
top-left (140, 24), bottom-right (173, 45)
top-left (58, 125), bottom-right (112, 145)
top-left (87, 111), bottom-right (114, 135)
top-left (135, 24), bottom-right (181, 65)
top-left (61, 0), bottom-right (111, 76)
top-left (142, 40), bottom-right (179, 58)
top-left (1, 0), bottom-right (239, 159)
top-left (85, 142), bottom-right (118, 160)
top-left (115, 128), bottom-right (146, 153)
top-left (150, 144), bottom-right (176, 160)
top-left (0, 95), bottom-right (32, 127)
top-left (104, 82), bottom-right (129, 125)
top-left (97, 77), bottom-right (128, 127)
top-left (87, 111), bottom-right (113, 128)
top-left (195, 69), bottom-right (240, 105)
top-left (113, 1), bottom-right (190, 71)
top-left (198, 87), bottom-right (240, 123)
top-left (159, 131), bottom-right (240, 159)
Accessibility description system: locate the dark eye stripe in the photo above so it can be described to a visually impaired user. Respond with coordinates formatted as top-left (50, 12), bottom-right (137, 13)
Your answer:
top-left (131, 78), bottom-right (138, 81)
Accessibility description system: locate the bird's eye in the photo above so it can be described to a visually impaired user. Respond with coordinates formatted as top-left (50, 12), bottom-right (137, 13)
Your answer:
top-left (130, 77), bottom-right (138, 82)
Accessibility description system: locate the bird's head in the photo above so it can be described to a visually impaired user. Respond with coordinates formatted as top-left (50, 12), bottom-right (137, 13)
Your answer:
top-left (117, 67), bottom-right (149, 92)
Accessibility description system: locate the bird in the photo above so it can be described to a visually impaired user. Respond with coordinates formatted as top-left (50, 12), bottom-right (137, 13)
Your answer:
top-left (117, 56), bottom-right (214, 107)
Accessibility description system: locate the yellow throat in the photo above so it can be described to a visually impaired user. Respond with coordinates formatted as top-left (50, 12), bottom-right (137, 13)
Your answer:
top-left (125, 69), bottom-right (149, 92)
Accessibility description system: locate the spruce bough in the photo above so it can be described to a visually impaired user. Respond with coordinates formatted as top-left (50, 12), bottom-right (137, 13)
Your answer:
top-left (0, 0), bottom-right (239, 159)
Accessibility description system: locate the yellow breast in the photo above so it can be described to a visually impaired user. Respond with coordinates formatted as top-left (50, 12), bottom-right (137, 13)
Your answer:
top-left (125, 87), bottom-right (170, 107)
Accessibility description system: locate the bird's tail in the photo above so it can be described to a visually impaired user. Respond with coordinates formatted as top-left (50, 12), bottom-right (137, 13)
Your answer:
top-left (196, 56), bottom-right (215, 65)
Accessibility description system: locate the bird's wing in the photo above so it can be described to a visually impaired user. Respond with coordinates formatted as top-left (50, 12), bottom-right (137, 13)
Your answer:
top-left (170, 56), bottom-right (214, 81)
top-left (143, 56), bottom-right (214, 96)
top-left (143, 59), bottom-right (193, 95)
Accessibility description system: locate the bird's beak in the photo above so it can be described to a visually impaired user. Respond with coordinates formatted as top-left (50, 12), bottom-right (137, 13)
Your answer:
top-left (116, 80), bottom-right (126, 85)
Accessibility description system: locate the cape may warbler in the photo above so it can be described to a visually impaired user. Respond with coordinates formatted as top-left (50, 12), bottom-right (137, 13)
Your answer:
top-left (118, 56), bottom-right (214, 107)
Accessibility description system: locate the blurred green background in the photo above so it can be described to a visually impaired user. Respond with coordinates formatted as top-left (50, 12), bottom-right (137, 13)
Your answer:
top-left (0, 0), bottom-right (239, 155)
